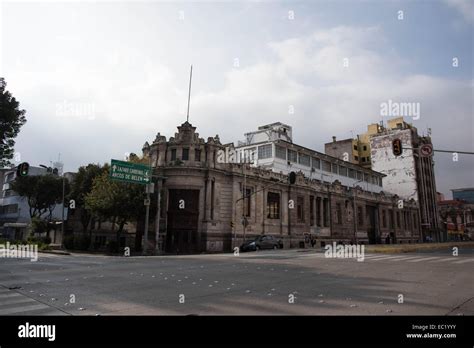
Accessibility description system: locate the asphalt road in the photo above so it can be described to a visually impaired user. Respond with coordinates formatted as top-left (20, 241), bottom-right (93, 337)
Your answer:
top-left (0, 247), bottom-right (473, 315)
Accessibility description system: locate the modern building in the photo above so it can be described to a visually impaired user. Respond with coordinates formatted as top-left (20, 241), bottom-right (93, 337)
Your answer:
top-left (451, 188), bottom-right (474, 204)
top-left (0, 165), bottom-right (67, 242)
top-left (326, 117), bottom-right (440, 242)
top-left (234, 122), bottom-right (385, 193)
top-left (325, 135), bottom-right (372, 169)
top-left (138, 121), bottom-right (420, 254)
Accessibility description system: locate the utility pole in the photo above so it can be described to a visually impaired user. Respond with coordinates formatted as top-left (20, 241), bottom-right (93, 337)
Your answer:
top-left (142, 156), bottom-right (153, 255)
top-left (61, 174), bottom-right (65, 244)
top-left (186, 65), bottom-right (193, 122)
top-left (155, 178), bottom-right (162, 254)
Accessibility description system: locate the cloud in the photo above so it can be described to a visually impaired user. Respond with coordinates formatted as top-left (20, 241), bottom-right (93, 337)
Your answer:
top-left (6, 20), bottom-right (472, 197)
top-left (189, 26), bottom-right (473, 196)
top-left (444, 0), bottom-right (474, 23)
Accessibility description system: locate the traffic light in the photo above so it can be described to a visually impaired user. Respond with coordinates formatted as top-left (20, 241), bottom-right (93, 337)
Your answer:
top-left (16, 162), bottom-right (29, 177)
top-left (288, 171), bottom-right (296, 185)
top-left (392, 139), bottom-right (403, 156)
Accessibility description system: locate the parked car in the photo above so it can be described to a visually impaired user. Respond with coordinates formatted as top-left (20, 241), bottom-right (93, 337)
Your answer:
top-left (240, 235), bottom-right (283, 252)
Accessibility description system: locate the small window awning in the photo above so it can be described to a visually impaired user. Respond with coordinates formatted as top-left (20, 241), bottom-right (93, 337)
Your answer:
top-left (2, 223), bottom-right (28, 228)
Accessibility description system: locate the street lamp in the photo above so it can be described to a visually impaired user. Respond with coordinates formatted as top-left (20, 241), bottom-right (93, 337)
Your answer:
top-left (40, 163), bottom-right (66, 246)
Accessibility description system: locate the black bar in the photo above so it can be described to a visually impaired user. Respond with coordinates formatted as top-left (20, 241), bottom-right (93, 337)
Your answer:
top-left (0, 315), bottom-right (472, 346)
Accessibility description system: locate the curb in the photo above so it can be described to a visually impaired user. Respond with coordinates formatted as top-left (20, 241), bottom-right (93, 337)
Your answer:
top-left (39, 250), bottom-right (71, 256)
top-left (366, 242), bottom-right (474, 254)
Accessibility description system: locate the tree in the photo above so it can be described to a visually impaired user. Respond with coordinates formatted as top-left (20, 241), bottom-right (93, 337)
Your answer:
top-left (0, 78), bottom-right (27, 167)
top-left (68, 163), bottom-right (107, 236)
top-left (85, 169), bottom-right (146, 247)
top-left (11, 174), bottom-right (68, 220)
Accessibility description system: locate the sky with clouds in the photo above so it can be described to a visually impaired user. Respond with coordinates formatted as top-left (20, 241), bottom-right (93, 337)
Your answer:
top-left (1, 0), bottom-right (472, 198)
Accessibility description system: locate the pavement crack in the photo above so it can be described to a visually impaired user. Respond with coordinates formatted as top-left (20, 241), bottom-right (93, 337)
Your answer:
top-left (445, 296), bottom-right (474, 315)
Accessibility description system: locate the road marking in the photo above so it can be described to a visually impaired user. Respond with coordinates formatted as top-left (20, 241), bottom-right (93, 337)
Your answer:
top-left (452, 258), bottom-right (474, 264)
top-left (429, 257), bottom-right (458, 263)
top-left (407, 257), bottom-right (441, 263)
top-left (0, 303), bottom-right (49, 315)
top-left (1, 296), bottom-right (37, 306)
top-left (0, 292), bottom-right (22, 299)
top-left (387, 256), bottom-right (419, 261)
top-left (388, 256), bottom-right (425, 261)
top-left (363, 255), bottom-right (399, 260)
top-left (369, 256), bottom-right (400, 261)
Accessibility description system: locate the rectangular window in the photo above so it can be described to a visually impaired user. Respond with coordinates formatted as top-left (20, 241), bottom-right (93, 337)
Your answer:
top-left (275, 145), bottom-right (286, 160)
top-left (171, 149), bottom-right (177, 161)
top-left (258, 144), bottom-right (273, 159)
top-left (331, 163), bottom-right (338, 174)
top-left (241, 147), bottom-right (256, 163)
top-left (361, 157), bottom-right (366, 163)
top-left (363, 173), bottom-right (369, 182)
top-left (413, 213), bottom-right (418, 229)
top-left (354, 156), bottom-right (359, 161)
top-left (357, 171), bottom-right (363, 180)
top-left (357, 206), bottom-right (364, 227)
top-left (323, 198), bottom-right (329, 227)
top-left (211, 181), bottom-right (215, 220)
top-left (363, 146), bottom-right (367, 151)
top-left (389, 210), bottom-right (394, 229)
top-left (182, 148), bottom-right (189, 161)
top-left (354, 145), bottom-right (358, 150)
top-left (288, 150), bottom-right (297, 163)
top-left (316, 197), bottom-right (322, 227)
top-left (267, 192), bottom-right (280, 219)
top-left (310, 196), bottom-right (315, 226)
top-left (299, 154), bottom-right (310, 166)
top-left (312, 157), bottom-right (320, 169)
top-left (339, 166), bottom-right (348, 176)
top-left (322, 161), bottom-right (331, 172)
top-left (195, 149), bottom-right (201, 162)
top-left (242, 187), bottom-right (252, 217)
top-left (382, 210), bottom-right (387, 228)
top-left (297, 196), bottom-right (305, 222)
top-left (371, 176), bottom-right (377, 185)
top-left (336, 203), bottom-right (342, 225)
top-left (349, 169), bottom-right (356, 179)
top-left (396, 211), bottom-right (401, 228)
top-left (2, 204), bottom-right (18, 214)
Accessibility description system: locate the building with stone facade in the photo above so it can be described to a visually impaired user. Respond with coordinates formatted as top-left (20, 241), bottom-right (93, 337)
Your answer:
top-left (142, 121), bottom-right (421, 254)
top-left (325, 117), bottom-right (440, 242)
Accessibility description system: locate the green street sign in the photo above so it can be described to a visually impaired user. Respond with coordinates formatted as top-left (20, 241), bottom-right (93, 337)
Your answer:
top-left (110, 159), bottom-right (151, 185)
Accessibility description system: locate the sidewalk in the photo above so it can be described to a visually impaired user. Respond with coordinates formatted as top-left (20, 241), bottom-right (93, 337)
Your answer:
top-left (365, 241), bottom-right (474, 254)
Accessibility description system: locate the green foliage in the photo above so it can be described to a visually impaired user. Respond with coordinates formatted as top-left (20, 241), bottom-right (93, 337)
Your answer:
top-left (0, 78), bottom-right (27, 167)
top-left (85, 170), bottom-right (146, 226)
top-left (27, 235), bottom-right (51, 245)
top-left (69, 163), bottom-right (107, 232)
top-left (30, 216), bottom-right (48, 234)
top-left (11, 174), bottom-right (69, 219)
